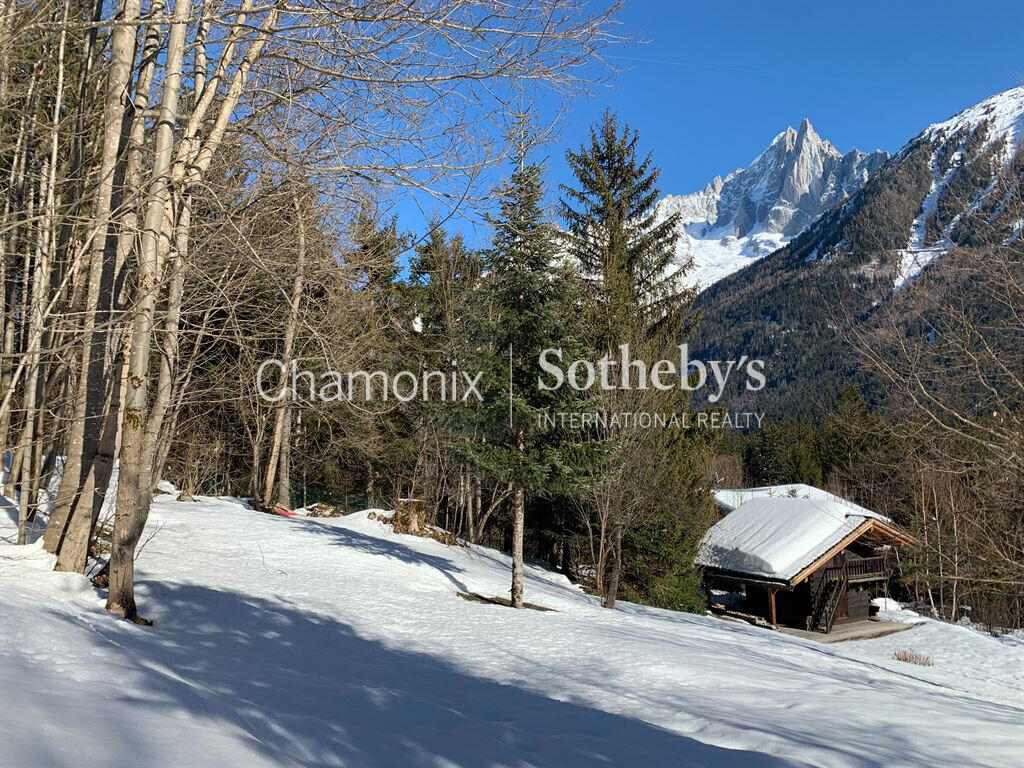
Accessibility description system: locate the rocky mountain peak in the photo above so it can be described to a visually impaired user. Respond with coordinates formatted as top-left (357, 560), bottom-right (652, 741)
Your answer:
top-left (656, 121), bottom-right (888, 289)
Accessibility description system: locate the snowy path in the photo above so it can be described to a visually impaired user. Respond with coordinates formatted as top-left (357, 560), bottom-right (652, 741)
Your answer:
top-left (1, 496), bottom-right (1022, 767)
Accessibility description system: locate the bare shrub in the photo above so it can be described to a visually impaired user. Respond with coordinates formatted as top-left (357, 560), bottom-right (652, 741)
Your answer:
top-left (893, 649), bottom-right (933, 666)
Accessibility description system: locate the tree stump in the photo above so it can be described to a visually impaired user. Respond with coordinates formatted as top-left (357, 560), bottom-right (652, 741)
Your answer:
top-left (393, 498), bottom-right (424, 534)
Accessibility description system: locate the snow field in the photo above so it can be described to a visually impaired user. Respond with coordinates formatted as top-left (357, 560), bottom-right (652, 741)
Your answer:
top-left (1, 495), bottom-right (1021, 767)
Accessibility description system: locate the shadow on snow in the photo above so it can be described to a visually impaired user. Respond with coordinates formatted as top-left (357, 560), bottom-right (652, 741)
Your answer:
top-left (45, 579), bottom-right (805, 768)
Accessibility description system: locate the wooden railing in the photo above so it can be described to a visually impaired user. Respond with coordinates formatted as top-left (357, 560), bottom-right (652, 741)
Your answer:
top-left (807, 564), bottom-right (848, 633)
top-left (807, 573), bottom-right (829, 630)
top-left (847, 554), bottom-right (888, 582)
top-left (821, 564), bottom-right (847, 634)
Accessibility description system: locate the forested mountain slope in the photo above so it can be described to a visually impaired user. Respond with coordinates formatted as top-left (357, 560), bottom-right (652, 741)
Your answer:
top-left (692, 86), bottom-right (1024, 418)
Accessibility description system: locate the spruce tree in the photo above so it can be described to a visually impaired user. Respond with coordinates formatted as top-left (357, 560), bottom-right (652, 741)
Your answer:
top-left (350, 210), bottom-right (413, 504)
top-left (406, 220), bottom-right (481, 366)
top-left (560, 111), bottom-right (712, 609)
top-left (404, 222), bottom-right (484, 530)
top-left (465, 154), bottom-right (601, 607)
top-left (560, 109), bottom-right (691, 345)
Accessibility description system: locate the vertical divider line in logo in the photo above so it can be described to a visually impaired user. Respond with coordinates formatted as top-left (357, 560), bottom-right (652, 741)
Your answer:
top-left (508, 343), bottom-right (513, 431)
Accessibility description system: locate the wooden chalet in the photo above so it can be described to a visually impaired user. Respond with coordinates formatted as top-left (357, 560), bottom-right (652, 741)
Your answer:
top-left (697, 485), bottom-right (915, 634)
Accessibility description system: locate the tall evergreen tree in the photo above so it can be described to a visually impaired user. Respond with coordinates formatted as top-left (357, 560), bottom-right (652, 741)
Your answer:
top-left (404, 222), bottom-right (484, 529)
top-left (560, 109), bottom-right (691, 345)
top-left (560, 111), bottom-right (712, 609)
top-left (406, 220), bottom-right (481, 365)
top-left (350, 210), bottom-right (413, 503)
top-left (465, 154), bottom-right (601, 607)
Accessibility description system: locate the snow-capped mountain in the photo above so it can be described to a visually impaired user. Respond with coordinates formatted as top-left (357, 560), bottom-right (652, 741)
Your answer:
top-left (787, 84), bottom-right (1024, 289)
top-left (692, 85), bottom-right (1024, 419)
top-left (659, 120), bottom-right (888, 288)
top-left (921, 82), bottom-right (1024, 151)
top-left (893, 85), bottom-right (1024, 287)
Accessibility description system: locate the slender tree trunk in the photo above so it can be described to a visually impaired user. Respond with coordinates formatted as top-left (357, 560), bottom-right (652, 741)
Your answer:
top-left (152, 293), bottom-right (215, 491)
top-left (44, 0), bottom-right (138, 555)
top-left (0, 259), bottom-right (13, 452)
top-left (466, 474), bottom-right (477, 543)
top-left (140, 194), bottom-right (188, 494)
top-left (107, 0), bottom-right (188, 621)
top-left (56, 347), bottom-right (127, 572)
top-left (602, 523), bottom-right (623, 609)
top-left (261, 188), bottom-right (306, 509)
top-left (510, 486), bottom-right (525, 608)
top-left (249, 436), bottom-right (263, 499)
top-left (5, 432), bottom-right (24, 498)
top-left (19, 154), bottom-right (56, 543)
top-left (28, 373), bottom-right (47, 515)
top-left (276, 408), bottom-right (292, 509)
top-left (262, 406), bottom-right (283, 507)
top-left (594, 505), bottom-right (609, 594)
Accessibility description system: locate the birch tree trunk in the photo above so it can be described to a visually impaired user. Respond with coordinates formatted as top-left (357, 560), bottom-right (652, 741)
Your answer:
top-left (56, 347), bottom-right (127, 572)
top-left (107, 0), bottom-right (189, 621)
top-left (57, 0), bottom-right (171, 557)
top-left (43, 0), bottom-right (140, 555)
top-left (140, 193), bottom-right (188, 493)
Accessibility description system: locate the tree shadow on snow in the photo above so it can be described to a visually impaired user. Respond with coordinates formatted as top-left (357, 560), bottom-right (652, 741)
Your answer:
top-left (280, 516), bottom-right (473, 593)
top-left (66, 580), bottom-right (807, 768)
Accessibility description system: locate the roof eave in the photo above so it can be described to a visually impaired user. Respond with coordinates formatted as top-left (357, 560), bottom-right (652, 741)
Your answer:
top-left (789, 519), bottom-right (917, 587)
top-left (698, 565), bottom-right (792, 590)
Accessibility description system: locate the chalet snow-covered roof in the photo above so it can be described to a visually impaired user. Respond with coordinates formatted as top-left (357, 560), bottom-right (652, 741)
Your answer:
top-left (713, 484), bottom-right (885, 520)
top-left (698, 489), bottom-right (896, 583)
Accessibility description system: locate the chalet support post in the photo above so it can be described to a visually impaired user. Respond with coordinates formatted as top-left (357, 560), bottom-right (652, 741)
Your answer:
top-left (768, 587), bottom-right (778, 627)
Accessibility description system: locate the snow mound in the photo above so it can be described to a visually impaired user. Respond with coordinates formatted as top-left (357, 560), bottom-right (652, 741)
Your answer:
top-left (871, 597), bottom-right (908, 612)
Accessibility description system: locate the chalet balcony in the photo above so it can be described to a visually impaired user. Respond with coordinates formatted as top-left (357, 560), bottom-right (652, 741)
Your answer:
top-left (846, 555), bottom-right (888, 583)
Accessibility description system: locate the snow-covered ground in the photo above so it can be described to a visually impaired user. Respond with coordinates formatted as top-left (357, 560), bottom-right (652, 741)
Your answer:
top-left (2, 494), bottom-right (1022, 767)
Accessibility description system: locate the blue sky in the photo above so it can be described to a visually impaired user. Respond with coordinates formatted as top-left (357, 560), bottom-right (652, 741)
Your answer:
top-left (393, 0), bottom-right (1024, 249)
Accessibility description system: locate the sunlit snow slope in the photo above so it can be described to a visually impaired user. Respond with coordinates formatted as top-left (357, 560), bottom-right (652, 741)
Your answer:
top-left (1, 495), bottom-right (1021, 767)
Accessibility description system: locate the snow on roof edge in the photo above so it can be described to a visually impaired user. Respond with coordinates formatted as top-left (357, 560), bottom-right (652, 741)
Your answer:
top-left (713, 484), bottom-right (889, 522)
top-left (698, 492), bottom-right (894, 582)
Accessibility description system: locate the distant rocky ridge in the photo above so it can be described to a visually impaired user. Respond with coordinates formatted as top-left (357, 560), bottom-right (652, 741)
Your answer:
top-left (657, 120), bottom-right (888, 289)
